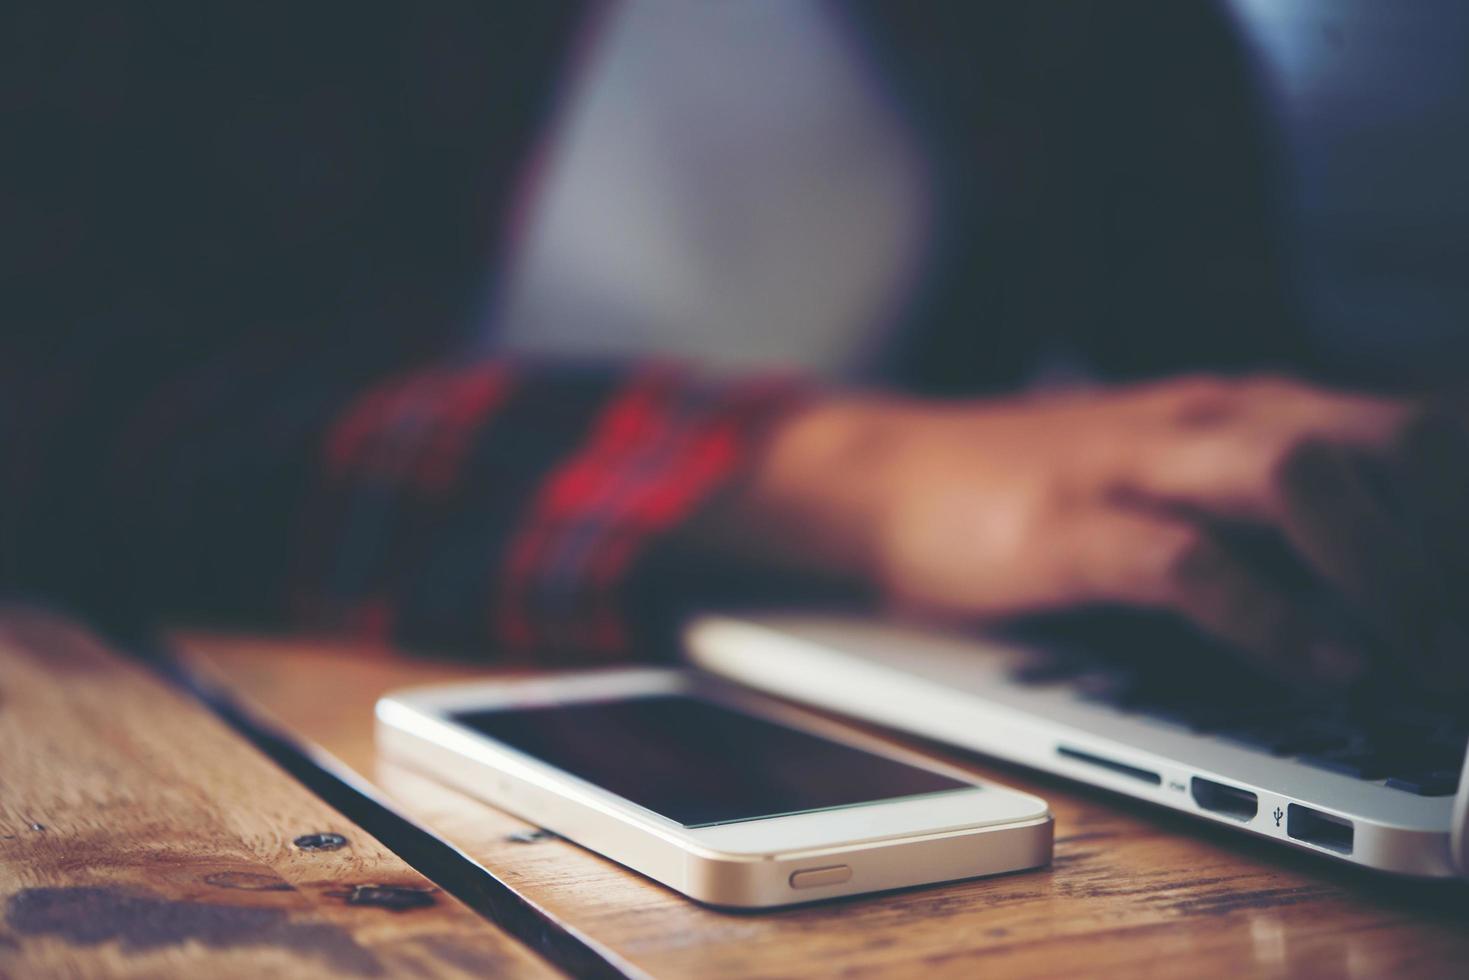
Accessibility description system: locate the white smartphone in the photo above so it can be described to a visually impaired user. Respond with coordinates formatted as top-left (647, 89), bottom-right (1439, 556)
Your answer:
top-left (376, 668), bottom-right (1052, 908)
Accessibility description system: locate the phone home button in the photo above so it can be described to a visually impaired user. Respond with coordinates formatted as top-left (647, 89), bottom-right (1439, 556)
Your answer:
top-left (789, 865), bottom-right (852, 889)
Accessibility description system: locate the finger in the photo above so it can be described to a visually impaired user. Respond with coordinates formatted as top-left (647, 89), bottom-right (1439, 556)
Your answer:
top-left (1392, 410), bottom-right (1469, 578)
top-left (1274, 439), bottom-right (1440, 660)
top-left (1116, 377), bottom-right (1407, 524)
top-left (1374, 411), bottom-right (1469, 692)
top-left (1075, 508), bottom-right (1368, 687)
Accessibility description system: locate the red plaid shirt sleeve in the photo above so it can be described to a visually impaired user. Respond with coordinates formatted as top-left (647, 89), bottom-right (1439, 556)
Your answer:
top-left (3, 354), bottom-right (805, 660)
top-left (292, 360), bottom-right (807, 660)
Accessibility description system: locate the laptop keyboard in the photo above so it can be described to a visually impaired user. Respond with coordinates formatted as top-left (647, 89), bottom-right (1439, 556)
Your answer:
top-left (1001, 613), bottom-right (1467, 798)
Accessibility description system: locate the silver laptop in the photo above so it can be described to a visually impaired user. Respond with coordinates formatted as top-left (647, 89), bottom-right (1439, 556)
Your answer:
top-left (686, 611), bottom-right (1469, 878)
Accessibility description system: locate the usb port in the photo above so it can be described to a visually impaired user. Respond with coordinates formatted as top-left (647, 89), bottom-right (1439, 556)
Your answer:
top-left (1191, 777), bottom-right (1258, 821)
top-left (1286, 804), bottom-right (1354, 854)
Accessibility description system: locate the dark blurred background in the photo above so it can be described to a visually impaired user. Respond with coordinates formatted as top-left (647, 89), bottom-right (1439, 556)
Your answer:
top-left (8, 1), bottom-right (1466, 385)
top-left (487, 1), bottom-right (1469, 387)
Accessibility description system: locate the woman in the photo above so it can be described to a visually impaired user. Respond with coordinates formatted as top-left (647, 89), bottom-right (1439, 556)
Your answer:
top-left (5, 2), bottom-right (1465, 691)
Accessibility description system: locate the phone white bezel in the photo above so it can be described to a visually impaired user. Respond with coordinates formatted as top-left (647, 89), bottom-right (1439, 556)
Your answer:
top-left (376, 667), bottom-right (1052, 907)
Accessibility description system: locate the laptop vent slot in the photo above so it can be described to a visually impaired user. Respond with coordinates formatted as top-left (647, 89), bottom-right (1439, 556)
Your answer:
top-left (1056, 746), bottom-right (1161, 785)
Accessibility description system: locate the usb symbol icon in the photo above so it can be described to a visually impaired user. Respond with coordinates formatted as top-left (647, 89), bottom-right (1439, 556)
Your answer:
top-left (1273, 807), bottom-right (1284, 827)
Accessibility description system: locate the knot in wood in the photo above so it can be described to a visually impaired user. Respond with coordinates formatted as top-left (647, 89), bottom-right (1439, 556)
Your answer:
top-left (338, 885), bottom-right (436, 911)
top-left (293, 832), bottom-right (348, 852)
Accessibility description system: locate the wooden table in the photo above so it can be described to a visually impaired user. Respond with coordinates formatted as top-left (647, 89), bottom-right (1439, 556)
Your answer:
top-left (7, 608), bottom-right (1469, 977)
top-left (0, 607), bottom-right (555, 979)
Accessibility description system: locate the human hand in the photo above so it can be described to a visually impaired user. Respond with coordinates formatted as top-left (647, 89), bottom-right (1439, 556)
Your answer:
top-left (746, 375), bottom-right (1469, 690)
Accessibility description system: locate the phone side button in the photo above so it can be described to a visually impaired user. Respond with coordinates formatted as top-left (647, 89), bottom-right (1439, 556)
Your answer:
top-left (789, 865), bottom-right (852, 889)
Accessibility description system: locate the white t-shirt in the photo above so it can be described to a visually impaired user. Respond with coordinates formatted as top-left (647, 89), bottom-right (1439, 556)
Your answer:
top-left (486, 0), bottom-right (929, 378)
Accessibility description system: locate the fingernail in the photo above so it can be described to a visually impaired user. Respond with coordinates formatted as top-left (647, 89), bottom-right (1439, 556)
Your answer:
top-left (1308, 640), bottom-right (1368, 685)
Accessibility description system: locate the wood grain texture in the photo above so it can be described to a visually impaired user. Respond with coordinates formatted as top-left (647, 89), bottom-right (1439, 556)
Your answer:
top-left (0, 609), bottom-right (557, 979)
top-left (175, 631), bottom-right (1469, 980)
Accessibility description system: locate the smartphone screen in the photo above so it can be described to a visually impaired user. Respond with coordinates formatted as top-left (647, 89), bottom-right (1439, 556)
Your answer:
top-left (452, 694), bottom-right (970, 827)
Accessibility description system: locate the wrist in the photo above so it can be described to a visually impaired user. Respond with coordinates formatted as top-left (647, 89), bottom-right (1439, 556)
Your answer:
top-left (740, 393), bottom-right (921, 573)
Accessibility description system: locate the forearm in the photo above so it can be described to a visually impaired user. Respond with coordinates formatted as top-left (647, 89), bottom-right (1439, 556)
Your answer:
top-left (5, 355), bottom-right (809, 660)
